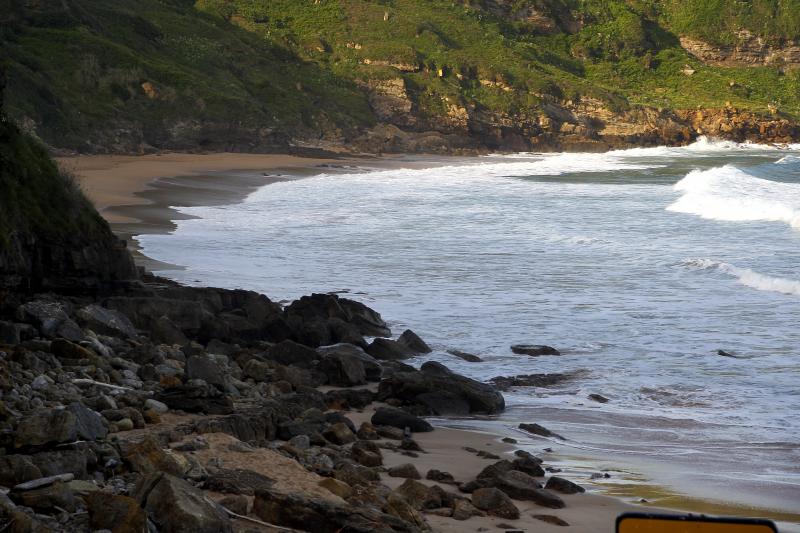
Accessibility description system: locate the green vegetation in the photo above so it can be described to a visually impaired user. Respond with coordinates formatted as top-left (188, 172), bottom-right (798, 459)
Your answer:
top-left (2, 0), bottom-right (799, 152)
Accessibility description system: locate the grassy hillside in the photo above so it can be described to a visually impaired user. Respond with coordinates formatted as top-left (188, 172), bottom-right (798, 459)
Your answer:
top-left (2, 0), bottom-right (799, 152)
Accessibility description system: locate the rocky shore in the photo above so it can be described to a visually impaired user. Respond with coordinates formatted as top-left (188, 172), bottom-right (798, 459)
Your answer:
top-left (0, 272), bottom-right (619, 532)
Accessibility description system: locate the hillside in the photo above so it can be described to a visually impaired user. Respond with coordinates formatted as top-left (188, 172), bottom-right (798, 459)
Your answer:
top-left (2, 0), bottom-right (799, 153)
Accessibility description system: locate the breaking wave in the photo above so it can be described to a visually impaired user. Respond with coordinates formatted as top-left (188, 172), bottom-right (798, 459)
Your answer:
top-left (681, 258), bottom-right (800, 296)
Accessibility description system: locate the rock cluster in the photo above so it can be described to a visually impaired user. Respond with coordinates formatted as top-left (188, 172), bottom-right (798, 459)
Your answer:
top-left (0, 274), bottom-right (587, 532)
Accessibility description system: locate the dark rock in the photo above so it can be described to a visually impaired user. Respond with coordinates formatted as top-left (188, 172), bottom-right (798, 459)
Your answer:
top-left (493, 473), bottom-right (564, 508)
top-left (16, 299), bottom-right (84, 342)
top-left (452, 498), bottom-right (482, 520)
top-left (502, 437), bottom-right (517, 444)
top-left (151, 316), bottom-right (189, 345)
top-left (375, 425), bottom-right (406, 440)
top-left (471, 487), bottom-right (519, 519)
top-left (323, 422), bottom-right (357, 445)
top-left (156, 383), bottom-right (234, 415)
top-left (477, 460), bottom-right (513, 480)
top-left (326, 388), bottom-right (375, 410)
top-left (14, 408), bottom-right (79, 449)
top-left (366, 337), bottom-right (416, 361)
top-left (545, 476), bottom-right (585, 494)
top-left (351, 441), bottom-right (384, 467)
top-left (371, 407), bottom-right (433, 433)
top-left (334, 461), bottom-right (381, 485)
top-left (50, 338), bottom-right (96, 361)
top-left (318, 343), bottom-right (382, 381)
top-left (383, 492), bottom-right (428, 530)
top-left (76, 304), bottom-right (138, 339)
top-left (119, 435), bottom-right (187, 476)
top-left (30, 447), bottom-right (94, 479)
top-left (0, 455), bottom-right (42, 486)
top-left (87, 492), bottom-right (147, 533)
top-left (186, 354), bottom-right (231, 389)
top-left (204, 468), bottom-right (275, 495)
top-left (253, 485), bottom-right (420, 533)
top-left (490, 373), bottom-right (572, 391)
top-left (9, 479), bottom-right (77, 512)
top-left (518, 422), bottom-right (564, 440)
top-left (533, 514), bottom-right (570, 526)
top-left (510, 344), bottom-right (560, 356)
top-left (266, 340), bottom-right (320, 368)
top-left (588, 393), bottom-right (609, 403)
top-left (378, 363), bottom-right (505, 415)
top-left (426, 469), bottom-right (456, 484)
top-left (66, 402), bottom-right (108, 441)
top-left (393, 478), bottom-right (441, 510)
top-left (218, 494), bottom-right (249, 515)
top-left (396, 330), bottom-right (431, 353)
top-left (318, 350), bottom-right (367, 386)
top-left (388, 463), bottom-right (421, 479)
top-left (242, 358), bottom-right (272, 382)
top-left (447, 349), bottom-right (482, 362)
top-left (356, 422), bottom-right (380, 440)
top-left (327, 317), bottom-right (367, 348)
top-left (134, 472), bottom-right (232, 533)
top-left (399, 437), bottom-right (424, 452)
top-left (512, 456), bottom-right (545, 477)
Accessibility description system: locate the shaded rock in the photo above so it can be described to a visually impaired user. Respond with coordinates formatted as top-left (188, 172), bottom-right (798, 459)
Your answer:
top-left (218, 494), bottom-right (248, 515)
top-left (356, 422), bottom-right (380, 440)
top-left (397, 330), bottom-right (431, 353)
top-left (50, 338), bottom-right (95, 361)
top-left (14, 408), bottom-right (78, 449)
top-left (366, 337), bottom-right (416, 361)
top-left (511, 344), bottom-right (560, 356)
top-left (588, 393), bottom-right (609, 403)
top-left (0, 455), bottom-right (43, 486)
top-left (518, 422), bottom-right (564, 440)
top-left (319, 350), bottom-right (367, 386)
top-left (471, 487), bottom-right (519, 519)
top-left (134, 472), bottom-right (232, 533)
top-left (426, 469), bottom-right (455, 484)
top-left (186, 354), bottom-right (231, 389)
top-left (29, 448), bottom-right (93, 479)
top-left (87, 492), bottom-right (147, 533)
top-left (371, 407), bottom-right (433, 433)
top-left (384, 492), bottom-right (428, 530)
top-left (447, 349), bottom-right (482, 362)
top-left (119, 435), bottom-right (188, 476)
top-left (319, 477), bottom-right (353, 499)
top-left (253, 485), bottom-right (421, 533)
top-left (452, 498), bottom-right (482, 520)
top-left (17, 299), bottom-right (84, 341)
top-left (334, 462), bottom-right (381, 486)
top-left (156, 383), bottom-right (234, 415)
top-left (9, 479), bottom-right (76, 512)
top-left (533, 514), bottom-right (570, 526)
top-left (545, 476), bottom-right (585, 494)
top-left (204, 468), bottom-right (275, 496)
top-left (66, 402), bottom-right (107, 441)
top-left (77, 304), bottom-right (138, 339)
top-left (324, 389), bottom-right (374, 412)
top-left (323, 422), bottom-right (357, 445)
top-left (375, 425), bottom-right (406, 440)
top-left (378, 362), bottom-right (504, 415)
top-left (351, 441), bottom-right (384, 467)
top-left (266, 340), bottom-right (320, 368)
top-left (512, 456), bottom-right (545, 477)
top-left (490, 373), bottom-right (572, 391)
top-left (388, 463), bottom-right (422, 479)
top-left (493, 473), bottom-right (564, 509)
top-left (318, 343), bottom-right (382, 381)
top-left (477, 460), bottom-right (514, 480)
top-left (393, 478), bottom-right (441, 510)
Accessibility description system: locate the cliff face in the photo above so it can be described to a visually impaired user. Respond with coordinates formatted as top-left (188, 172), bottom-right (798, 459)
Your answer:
top-left (3, 0), bottom-right (800, 155)
top-left (0, 72), bottom-right (137, 292)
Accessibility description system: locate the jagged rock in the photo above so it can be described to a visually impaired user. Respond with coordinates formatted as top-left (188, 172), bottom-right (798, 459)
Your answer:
top-left (318, 350), bottom-right (367, 386)
top-left (134, 472), bottom-right (232, 533)
top-left (393, 478), bottom-right (441, 510)
top-left (119, 435), bottom-right (188, 476)
top-left (513, 455), bottom-right (545, 477)
top-left (318, 343), bottom-right (382, 381)
top-left (388, 463), bottom-right (422, 479)
top-left (492, 473), bottom-right (565, 508)
top-left (204, 468), bottom-right (275, 495)
top-left (545, 476), bottom-right (585, 494)
top-left (366, 338), bottom-right (416, 360)
top-left (351, 440), bottom-right (384, 467)
top-left (9, 479), bottom-right (77, 512)
top-left (87, 492), bottom-right (147, 533)
top-left (186, 354), bottom-right (231, 389)
top-left (511, 344), bottom-right (560, 356)
top-left (76, 304), bottom-right (138, 339)
top-left (323, 422), bottom-right (357, 445)
top-left (377, 362), bottom-right (505, 415)
top-left (155, 383), bottom-right (234, 415)
top-left (253, 486), bottom-right (421, 532)
top-left (471, 487), bottom-right (519, 519)
top-left (265, 340), bottom-right (320, 368)
top-left (518, 422), bottom-right (564, 439)
top-left (14, 408), bottom-right (79, 449)
top-left (67, 402), bottom-right (108, 440)
top-left (371, 407), bottom-right (433, 433)
top-left (16, 299), bottom-right (84, 342)
top-left (447, 349), bottom-right (482, 362)
top-left (396, 330), bottom-right (431, 354)
top-left (326, 388), bottom-right (375, 410)
top-left (426, 469), bottom-right (456, 484)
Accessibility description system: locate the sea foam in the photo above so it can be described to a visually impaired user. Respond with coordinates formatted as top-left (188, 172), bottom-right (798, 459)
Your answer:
top-left (682, 258), bottom-right (800, 296)
top-left (667, 164), bottom-right (800, 230)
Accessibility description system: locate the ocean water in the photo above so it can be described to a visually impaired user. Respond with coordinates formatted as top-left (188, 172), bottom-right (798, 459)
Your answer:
top-left (137, 138), bottom-right (800, 523)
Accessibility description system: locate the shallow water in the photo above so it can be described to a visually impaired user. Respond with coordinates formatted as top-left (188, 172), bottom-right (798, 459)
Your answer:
top-left (137, 138), bottom-right (800, 522)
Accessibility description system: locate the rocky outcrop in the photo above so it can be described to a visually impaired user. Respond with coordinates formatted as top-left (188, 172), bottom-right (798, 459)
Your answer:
top-left (681, 33), bottom-right (800, 67)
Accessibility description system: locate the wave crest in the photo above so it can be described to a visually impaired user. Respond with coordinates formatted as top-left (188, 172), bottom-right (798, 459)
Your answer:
top-left (680, 258), bottom-right (800, 296)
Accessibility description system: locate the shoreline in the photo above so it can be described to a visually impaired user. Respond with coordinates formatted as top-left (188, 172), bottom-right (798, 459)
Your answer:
top-left (64, 151), bottom-right (799, 532)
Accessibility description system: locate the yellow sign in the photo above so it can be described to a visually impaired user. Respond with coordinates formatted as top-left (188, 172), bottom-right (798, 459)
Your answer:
top-left (617, 513), bottom-right (778, 533)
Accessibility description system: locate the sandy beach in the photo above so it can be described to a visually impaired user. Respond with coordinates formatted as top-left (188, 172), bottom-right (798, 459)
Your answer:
top-left (60, 151), bottom-right (795, 532)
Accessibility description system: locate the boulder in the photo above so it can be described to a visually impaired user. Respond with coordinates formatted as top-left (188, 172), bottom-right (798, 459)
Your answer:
top-left (351, 441), bottom-right (384, 467)
top-left (87, 492), bottom-right (147, 533)
top-left (283, 294), bottom-right (391, 345)
top-left (318, 351), bottom-right (367, 386)
top-left (186, 354), bottom-right (231, 389)
top-left (511, 344), bottom-right (560, 356)
top-left (9, 479), bottom-right (77, 512)
top-left (356, 422), bottom-right (380, 440)
top-left (426, 469), bottom-right (456, 484)
top-left (0, 455), bottom-right (43, 486)
top-left (204, 468), bottom-right (275, 495)
top-left (393, 478), bottom-right (441, 510)
top-left (119, 435), bottom-right (188, 476)
top-left (384, 492), bottom-right (428, 530)
top-left (16, 299), bottom-right (84, 342)
top-left (545, 476), bottom-right (585, 494)
top-left (14, 408), bottom-right (78, 449)
top-left (319, 477), bottom-right (353, 499)
top-left (490, 373), bottom-right (572, 391)
top-left (447, 349), bottom-right (482, 362)
top-left (156, 383), bottom-right (234, 415)
top-left (492, 473), bottom-right (565, 509)
top-left (50, 338), bottom-right (95, 361)
top-left (371, 407), bottom-right (433, 433)
top-left (377, 362), bottom-right (505, 415)
top-left (66, 402), bottom-right (107, 441)
top-left (266, 340), bottom-right (320, 368)
top-left (76, 304), bottom-right (138, 339)
top-left (396, 330), bottom-right (431, 354)
top-left (323, 422), bottom-right (357, 445)
top-left (134, 473), bottom-right (232, 533)
top-left (318, 344), bottom-right (382, 381)
top-left (242, 358), bottom-right (273, 382)
top-left (253, 486), bottom-right (421, 533)
top-left (326, 388), bottom-right (375, 410)
top-left (452, 498), bottom-right (482, 520)
top-left (388, 463), bottom-right (421, 479)
top-left (366, 338), bottom-right (416, 361)
top-left (471, 487), bottom-right (519, 519)
top-left (513, 455), bottom-right (545, 477)
top-left (518, 422), bottom-right (564, 440)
